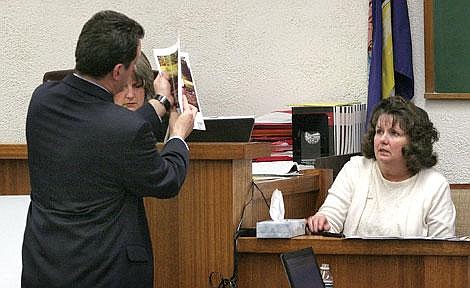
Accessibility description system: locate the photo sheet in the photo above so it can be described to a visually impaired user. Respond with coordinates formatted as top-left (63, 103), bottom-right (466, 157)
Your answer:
top-left (153, 39), bottom-right (205, 130)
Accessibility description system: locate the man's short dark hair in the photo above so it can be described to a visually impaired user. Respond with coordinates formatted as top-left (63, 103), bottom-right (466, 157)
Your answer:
top-left (75, 10), bottom-right (145, 78)
top-left (362, 96), bottom-right (439, 175)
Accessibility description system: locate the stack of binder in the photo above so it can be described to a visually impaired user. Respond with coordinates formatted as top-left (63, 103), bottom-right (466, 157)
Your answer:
top-left (251, 110), bottom-right (293, 162)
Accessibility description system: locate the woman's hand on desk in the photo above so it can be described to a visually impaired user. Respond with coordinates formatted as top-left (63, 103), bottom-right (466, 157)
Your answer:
top-left (306, 213), bottom-right (331, 233)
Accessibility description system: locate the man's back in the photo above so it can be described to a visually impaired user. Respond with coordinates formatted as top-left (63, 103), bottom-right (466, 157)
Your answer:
top-left (22, 75), bottom-right (178, 287)
top-left (22, 10), bottom-right (197, 288)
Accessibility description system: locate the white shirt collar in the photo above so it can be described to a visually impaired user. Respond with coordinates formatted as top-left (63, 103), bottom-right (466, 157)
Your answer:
top-left (73, 72), bottom-right (111, 94)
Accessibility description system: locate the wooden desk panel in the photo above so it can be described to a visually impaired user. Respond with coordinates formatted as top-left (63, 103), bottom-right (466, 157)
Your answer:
top-left (244, 171), bottom-right (324, 228)
top-left (0, 144), bottom-right (29, 195)
top-left (237, 236), bottom-right (470, 288)
top-left (0, 143), bottom-right (271, 288)
top-left (146, 158), bottom-right (253, 287)
top-left (1, 144), bottom-right (332, 287)
top-left (1, 143), bottom-right (327, 287)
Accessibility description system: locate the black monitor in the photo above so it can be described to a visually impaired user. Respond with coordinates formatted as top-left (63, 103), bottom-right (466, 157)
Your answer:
top-left (280, 247), bottom-right (325, 288)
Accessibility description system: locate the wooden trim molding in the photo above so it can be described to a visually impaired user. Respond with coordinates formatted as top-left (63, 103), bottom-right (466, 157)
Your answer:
top-left (0, 144), bottom-right (28, 159)
top-left (423, 1), bottom-right (470, 100)
top-left (1, 143), bottom-right (271, 161)
top-left (424, 0), bottom-right (434, 94)
top-left (424, 93), bottom-right (470, 100)
top-left (450, 184), bottom-right (470, 189)
top-left (1, 144), bottom-right (468, 188)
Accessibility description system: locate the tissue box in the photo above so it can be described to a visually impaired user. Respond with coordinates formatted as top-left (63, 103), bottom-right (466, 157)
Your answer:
top-left (256, 219), bottom-right (306, 238)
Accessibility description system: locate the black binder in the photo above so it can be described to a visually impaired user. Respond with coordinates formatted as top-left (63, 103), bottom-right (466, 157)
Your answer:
top-left (292, 106), bottom-right (334, 164)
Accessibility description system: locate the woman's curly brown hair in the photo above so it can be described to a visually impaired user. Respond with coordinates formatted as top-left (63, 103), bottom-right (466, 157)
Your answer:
top-left (362, 96), bottom-right (439, 175)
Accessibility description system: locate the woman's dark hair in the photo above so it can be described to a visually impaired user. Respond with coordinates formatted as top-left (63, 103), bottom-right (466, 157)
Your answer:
top-left (75, 10), bottom-right (144, 78)
top-left (362, 96), bottom-right (439, 175)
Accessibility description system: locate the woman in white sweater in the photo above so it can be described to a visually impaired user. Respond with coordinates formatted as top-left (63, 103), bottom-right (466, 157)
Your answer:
top-left (307, 96), bottom-right (456, 238)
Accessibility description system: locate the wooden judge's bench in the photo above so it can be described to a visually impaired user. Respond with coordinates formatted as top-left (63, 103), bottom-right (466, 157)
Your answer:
top-left (1, 143), bottom-right (469, 288)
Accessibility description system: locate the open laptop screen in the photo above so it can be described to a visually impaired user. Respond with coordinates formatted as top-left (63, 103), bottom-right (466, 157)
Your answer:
top-left (185, 116), bottom-right (254, 142)
top-left (280, 247), bottom-right (325, 288)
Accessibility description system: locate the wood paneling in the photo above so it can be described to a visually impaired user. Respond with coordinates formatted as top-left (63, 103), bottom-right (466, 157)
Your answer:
top-left (450, 184), bottom-right (470, 189)
top-left (1, 143), bottom-right (322, 287)
top-left (0, 145), bottom-right (30, 195)
top-left (0, 144), bottom-right (28, 159)
top-left (5, 143), bottom-right (467, 288)
top-left (237, 236), bottom-right (470, 288)
top-left (244, 172), bottom-right (322, 228)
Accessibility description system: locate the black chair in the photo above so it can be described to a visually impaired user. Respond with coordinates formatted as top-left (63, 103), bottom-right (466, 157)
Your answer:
top-left (313, 152), bottom-right (361, 211)
top-left (314, 152), bottom-right (361, 180)
top-left (42, 69), bottom-right (74, 83)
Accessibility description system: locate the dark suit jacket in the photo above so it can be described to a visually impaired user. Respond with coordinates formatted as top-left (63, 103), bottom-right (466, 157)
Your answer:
top-left (22, 74), bottom-right (189, 288)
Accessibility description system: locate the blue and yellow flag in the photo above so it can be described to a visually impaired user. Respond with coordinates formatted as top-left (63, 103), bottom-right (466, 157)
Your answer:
top-left (367, 0), bottom-right (414, 122)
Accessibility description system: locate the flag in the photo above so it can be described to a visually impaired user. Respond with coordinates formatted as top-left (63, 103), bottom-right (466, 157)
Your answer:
top-left (391, 0), bottom-right (414, 100)
top-left (367, 0), bottom-right (414, 122)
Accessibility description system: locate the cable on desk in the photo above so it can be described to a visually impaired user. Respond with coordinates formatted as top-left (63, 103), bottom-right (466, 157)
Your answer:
top-left (209, 180), bottom-right (269, 288)
top-left (252, 181), bottom-right (270, 210)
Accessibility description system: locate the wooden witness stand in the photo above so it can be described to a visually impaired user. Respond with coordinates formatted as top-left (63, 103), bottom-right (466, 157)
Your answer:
top-left (237, 236), bottom-right (470, 288)
top-left (0, 143), bottom-right (330, 287)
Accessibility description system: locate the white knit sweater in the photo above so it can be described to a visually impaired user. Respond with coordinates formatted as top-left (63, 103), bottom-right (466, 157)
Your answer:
top-left (318, 156), bottom-right (456, 237)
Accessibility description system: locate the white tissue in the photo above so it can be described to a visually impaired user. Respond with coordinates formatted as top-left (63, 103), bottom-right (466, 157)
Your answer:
top-left (257, 189), bottom-right (306, 238)
top-left (269, 189), bottom-right (285, 221)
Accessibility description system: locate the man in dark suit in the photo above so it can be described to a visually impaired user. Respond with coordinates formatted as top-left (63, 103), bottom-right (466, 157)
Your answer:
top-left (21, 10), bottom-right (197, 288)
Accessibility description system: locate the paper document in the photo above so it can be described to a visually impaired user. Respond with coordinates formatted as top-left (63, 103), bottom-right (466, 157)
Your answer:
top-left (255, 111), bottom-right (292, 124)
top-left (252, 161), bottom-right (299, 176)
top-left (345, 235), bottom-right (470, 241)
top-left (153, 39), bottom-right (205, 130)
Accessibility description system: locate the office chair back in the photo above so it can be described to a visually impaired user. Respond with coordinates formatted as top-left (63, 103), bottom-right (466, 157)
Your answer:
top-left (314, 152), bottom-right (361, 180)
top-left (42, 69), bottom-right (74, 83)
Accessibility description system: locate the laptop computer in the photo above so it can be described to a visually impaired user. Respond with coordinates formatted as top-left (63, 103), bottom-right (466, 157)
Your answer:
top-left (280, 247), bottom-right (325, 288)
top-left (185, 116), bottom-right (255, 142)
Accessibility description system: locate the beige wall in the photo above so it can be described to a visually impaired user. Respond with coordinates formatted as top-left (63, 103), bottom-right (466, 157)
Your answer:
top-left (1, 0), bottom-right (469, 182)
